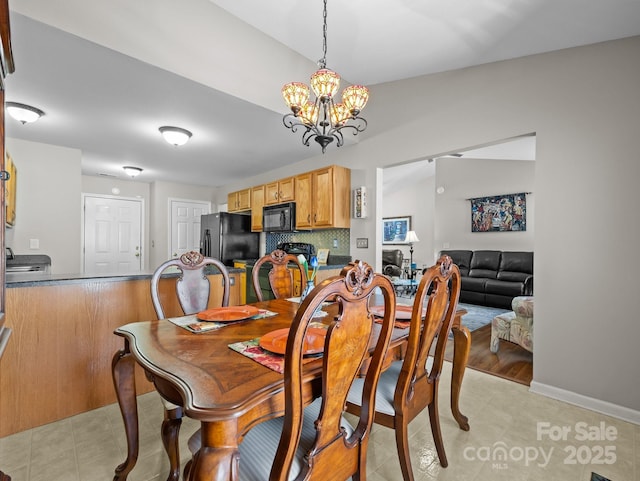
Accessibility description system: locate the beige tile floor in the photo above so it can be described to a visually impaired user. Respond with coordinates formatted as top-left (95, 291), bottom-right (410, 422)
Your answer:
top-left (1, 362), bottom-right (637, 481)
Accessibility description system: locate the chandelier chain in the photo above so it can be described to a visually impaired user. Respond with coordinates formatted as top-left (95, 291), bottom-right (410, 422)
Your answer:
top-left (319, 0), bottom-right (328, 69)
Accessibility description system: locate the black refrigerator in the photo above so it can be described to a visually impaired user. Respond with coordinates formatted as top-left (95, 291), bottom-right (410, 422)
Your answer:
top-left (200, 212), bottom-right (260, 266)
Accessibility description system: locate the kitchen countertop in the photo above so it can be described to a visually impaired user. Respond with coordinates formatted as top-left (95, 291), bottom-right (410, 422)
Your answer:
top-left (6, 267), bottom-right (244, 288)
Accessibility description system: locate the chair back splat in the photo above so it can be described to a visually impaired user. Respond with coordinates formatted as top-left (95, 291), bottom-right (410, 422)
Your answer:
top-left (151, 250), bottom-right (231, 319)
top-left (273, 261), bottom-right (396, 481)
top-left (346, 254), bottom-right (461, 480)
top-left (251, 249), bottom-right (307, 302)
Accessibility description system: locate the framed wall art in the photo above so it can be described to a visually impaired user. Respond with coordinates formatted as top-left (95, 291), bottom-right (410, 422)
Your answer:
top-left (5, 151), bottom-right (16, 227)
top-left (382, 216), bottom-right (411, 244)
top-left (470, 192), bottom-right (527, 232)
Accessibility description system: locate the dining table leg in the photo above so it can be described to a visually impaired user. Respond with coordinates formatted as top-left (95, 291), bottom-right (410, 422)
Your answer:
top-left (450, 324), bottom-right (471, 431)
top-left (186, 421), bottom-right (241, 481)
top-left (112, 341), bottom-right (140, 481)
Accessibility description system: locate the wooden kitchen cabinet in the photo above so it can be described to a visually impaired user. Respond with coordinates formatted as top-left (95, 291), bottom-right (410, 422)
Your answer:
top-left (250, 184), bottom-right (265, 231)
top-left (295, 165), bottom-right (351, 229)
top-left (264, 176), bottom-right (295, 205)
top-left (228, 188), bottom-right (251, 212)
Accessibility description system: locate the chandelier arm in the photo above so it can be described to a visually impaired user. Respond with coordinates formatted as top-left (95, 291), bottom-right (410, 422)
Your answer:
top-left (338, 117), bottom-right (368, 135)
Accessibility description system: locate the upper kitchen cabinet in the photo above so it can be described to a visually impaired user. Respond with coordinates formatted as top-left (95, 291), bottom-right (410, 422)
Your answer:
top-left (228, 188), bottom-right (251, 212)
top-left (264, 176), bottom-right (295, 206)
top-left (250, 185), bottom-right (265, 232)
top-left (296, 165), bottom-right (350, 229)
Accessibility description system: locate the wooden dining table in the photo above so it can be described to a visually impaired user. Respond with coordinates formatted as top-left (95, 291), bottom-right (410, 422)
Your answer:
top-left (111, 298), bottom-right (471, 481)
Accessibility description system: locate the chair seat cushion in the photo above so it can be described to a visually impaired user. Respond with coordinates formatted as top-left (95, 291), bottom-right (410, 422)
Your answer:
top-left (347, 357), bottom-right (434, 416)
top-left (239, 397), bottom-right (354, 481)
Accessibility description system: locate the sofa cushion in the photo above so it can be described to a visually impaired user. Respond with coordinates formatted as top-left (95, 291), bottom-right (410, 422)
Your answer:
top-left (462, 277), bottom-right (488, 293)
top-left (468, 250), bottom-right (500, 279)
top-left (485, 279), bottom-right (526, 297)
top-left (440, 250), bottom-right (472, 276)
top-left (498, 251), bottom-right (533, 275)
top-left (497, 271), bottom-right (531, 283)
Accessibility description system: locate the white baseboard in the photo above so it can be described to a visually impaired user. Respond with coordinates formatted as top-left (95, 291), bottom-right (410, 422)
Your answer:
top-left (529, 381), bottom-right (640, 425)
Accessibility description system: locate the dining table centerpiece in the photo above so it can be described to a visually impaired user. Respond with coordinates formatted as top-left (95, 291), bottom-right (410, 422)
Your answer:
top-left (298, 254), bottom-right (318, 302)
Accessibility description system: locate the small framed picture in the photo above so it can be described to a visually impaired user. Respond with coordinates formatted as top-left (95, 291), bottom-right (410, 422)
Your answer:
top-left (382, 216), bottom-right (411, 244)
top-left (316, 248), bottom-right (330, 265)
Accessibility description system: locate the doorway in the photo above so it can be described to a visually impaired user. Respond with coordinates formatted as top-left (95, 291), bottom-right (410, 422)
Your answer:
top-left (82, 194), bottom-right (144, 274)
top-left (169, 199), bottom-right (210, 258)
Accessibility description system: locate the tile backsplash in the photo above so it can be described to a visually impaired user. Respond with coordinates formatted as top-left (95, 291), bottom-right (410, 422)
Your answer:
top-left (266, 229), bottom-right (350, 256)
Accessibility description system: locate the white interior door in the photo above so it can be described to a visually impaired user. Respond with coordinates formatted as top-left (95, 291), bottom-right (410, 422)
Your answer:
top-left (169, 199), bottom-right (210, 258)
top-left (83, 195), bottom-right (143, 274)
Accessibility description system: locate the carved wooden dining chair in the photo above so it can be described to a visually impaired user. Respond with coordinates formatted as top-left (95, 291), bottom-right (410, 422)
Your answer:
top-left (346, 255), bottom-right (461, 481)
top-left (185, 261), bottom-right (397, 481)
top-left (150, 250), bottom-right (231, 481)
top-left (251, 248), bottom-right (308, 301)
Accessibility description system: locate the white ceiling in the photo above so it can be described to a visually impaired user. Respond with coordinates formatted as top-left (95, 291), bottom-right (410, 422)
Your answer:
top-left (4, 0), bottom-right (640, 187)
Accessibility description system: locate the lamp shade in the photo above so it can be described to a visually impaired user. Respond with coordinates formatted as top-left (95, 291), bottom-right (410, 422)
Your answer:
top-left (159, 126), bottom-right (192, 146)
top-left (405, 230), bottom-right (420, 243)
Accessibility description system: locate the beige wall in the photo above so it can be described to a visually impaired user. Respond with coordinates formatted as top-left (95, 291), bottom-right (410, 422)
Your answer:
top-left (382, 171), bottom-right (436, 270)
top-left (434, 157), bottom-right (535, 256)
top-left (222, 37), bottom-right (640, 419)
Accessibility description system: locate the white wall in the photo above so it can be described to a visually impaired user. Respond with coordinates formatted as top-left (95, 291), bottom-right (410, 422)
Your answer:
top-left (5, 138), bottom-right (217, 274)
top-left (434, 157), bottom-right (535, 256)
top-left (6, 138), bottom-right (82, 274)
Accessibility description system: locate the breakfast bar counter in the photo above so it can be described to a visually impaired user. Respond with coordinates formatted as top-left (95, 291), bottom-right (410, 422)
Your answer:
top-left (0, 269), bottom-right (242, 437)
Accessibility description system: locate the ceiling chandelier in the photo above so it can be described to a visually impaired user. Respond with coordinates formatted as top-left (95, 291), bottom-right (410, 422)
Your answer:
top-left (281, 0), bottom-right (369, 153)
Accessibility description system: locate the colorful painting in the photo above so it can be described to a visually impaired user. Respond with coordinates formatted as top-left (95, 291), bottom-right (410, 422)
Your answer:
top-left (470, 193), bottom-right (527, 232)
top-left (382, 216), bottom-right (411, 244)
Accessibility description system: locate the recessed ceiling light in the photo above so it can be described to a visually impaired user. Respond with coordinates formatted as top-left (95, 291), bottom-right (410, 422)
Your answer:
top-left (159, 126), bottom-right (192, 146)
top-left (123, 166), bottom-right (143, 178)
top-left (6, 101), bottom-right (45, 124)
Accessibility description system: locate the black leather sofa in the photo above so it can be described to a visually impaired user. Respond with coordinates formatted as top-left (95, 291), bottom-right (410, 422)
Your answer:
top-left (440, 250), bottom-right (533, 309)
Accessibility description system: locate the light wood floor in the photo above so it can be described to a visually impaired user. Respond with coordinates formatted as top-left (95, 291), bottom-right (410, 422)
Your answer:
top-left (446, 324), bottom-right (533, 386)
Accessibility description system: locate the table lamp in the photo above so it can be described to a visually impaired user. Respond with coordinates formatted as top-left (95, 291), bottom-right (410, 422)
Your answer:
top-left (404, 230), bottom-right (420, 276)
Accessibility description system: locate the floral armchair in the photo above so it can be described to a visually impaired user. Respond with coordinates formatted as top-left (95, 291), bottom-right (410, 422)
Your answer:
top-left (490, 296), bottom-right (533, 353)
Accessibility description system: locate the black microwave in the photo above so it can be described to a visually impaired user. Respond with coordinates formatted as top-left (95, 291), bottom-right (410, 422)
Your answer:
top-left (262, 202), bottom-right (296, 232)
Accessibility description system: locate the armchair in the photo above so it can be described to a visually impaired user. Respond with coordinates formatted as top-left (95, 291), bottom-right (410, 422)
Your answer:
top-left (382, 249), bottom-right (404, 277)
top-left (490, 296), bottom-right (533, 353)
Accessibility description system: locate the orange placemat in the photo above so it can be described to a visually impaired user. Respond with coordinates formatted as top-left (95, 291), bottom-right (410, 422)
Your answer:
top-left (229, 338), bottom-right (320, 374)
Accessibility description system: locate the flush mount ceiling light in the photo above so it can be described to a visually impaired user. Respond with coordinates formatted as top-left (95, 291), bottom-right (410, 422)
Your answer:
top-left (6, 101), bottom-right (45, 124)
top-left (123, 166), bottom-right (143, 178)
top-left (281, 0), bottom-right (369, 153)
top-left (159, 126), bottom-right (192, 146)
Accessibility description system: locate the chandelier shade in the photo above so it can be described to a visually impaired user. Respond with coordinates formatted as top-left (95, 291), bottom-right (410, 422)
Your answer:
top-left (282, 0), bottom-right (369, 153)
top-left (310, 69), bottom-right (340, 98)
top-left (342, 85), bottom-right (369, 114)
top-left (282, 82), bottom-right (310, 113)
